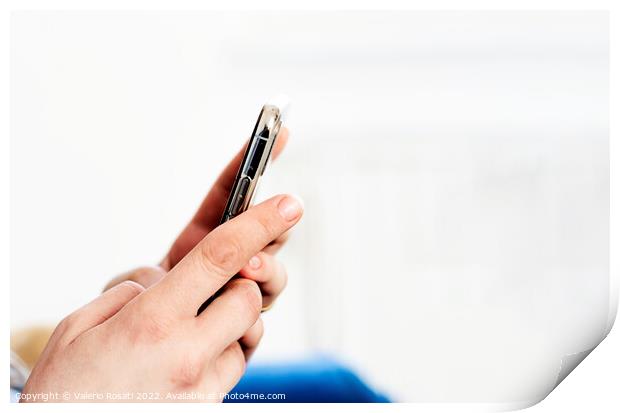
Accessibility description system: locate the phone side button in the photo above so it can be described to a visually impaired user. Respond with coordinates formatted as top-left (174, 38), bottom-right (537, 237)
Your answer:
top-left (230, 177), bottom-right (251, 216)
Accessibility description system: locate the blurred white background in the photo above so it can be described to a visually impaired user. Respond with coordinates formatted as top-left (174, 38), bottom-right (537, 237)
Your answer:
top-left (11, 11), bottom-right (609, 407)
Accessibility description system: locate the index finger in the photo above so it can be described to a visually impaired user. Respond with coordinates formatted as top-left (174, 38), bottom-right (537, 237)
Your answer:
top-left (147, 194), bottom-right (303, 317)
top-left (162, 127), bottom-right (289, 269)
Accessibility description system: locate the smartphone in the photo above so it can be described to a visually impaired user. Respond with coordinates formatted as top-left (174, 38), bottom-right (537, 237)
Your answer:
top-left (197, 97), bottom-right (288, 314)
top-left (220, 99), bottom-right (287, 223)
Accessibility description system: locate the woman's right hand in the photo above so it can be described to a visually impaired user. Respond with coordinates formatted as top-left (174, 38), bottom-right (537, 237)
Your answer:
top-left (104, 127), bottom-right (293, 313)
top-left (21, 194), bottom-right (303, 402)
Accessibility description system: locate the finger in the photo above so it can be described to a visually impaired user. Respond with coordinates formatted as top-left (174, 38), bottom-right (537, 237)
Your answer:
top-left (163, 128), bottom-right (290, 269)
top-left (196, 278), bottom-right (262, 355)
top-left (239, 317), bottom-right (264, 360)
top-left (58, 281), bottom-right (145, 345)
top-left (214, 341), bottom-right (246, 395)
top-left (238, 252), bottom-right (287, 308)
top-left (261, 231), bottom-right (290, 255)
top-left (149, 194), bottom-right (303, 316)
top-left (103, 266), bottom-right (167, 291)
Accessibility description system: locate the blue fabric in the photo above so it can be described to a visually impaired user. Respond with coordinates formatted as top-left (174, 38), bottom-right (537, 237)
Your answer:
top-left (10, 355), bottom-right (390, 403)
top-left (226, 355), bottom-right (390, 403)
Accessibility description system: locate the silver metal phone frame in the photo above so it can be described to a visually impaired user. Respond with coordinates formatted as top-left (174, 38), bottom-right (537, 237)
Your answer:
top-left (220, 104), bottom-right (283, 223)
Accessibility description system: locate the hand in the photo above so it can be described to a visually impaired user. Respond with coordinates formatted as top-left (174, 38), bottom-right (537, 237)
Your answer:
top-left (21, 195), bottom-right (303, 402)
top-left (105, 127), bottom-right (292, 310)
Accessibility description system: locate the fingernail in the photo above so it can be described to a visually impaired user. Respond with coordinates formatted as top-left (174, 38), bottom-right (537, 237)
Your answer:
top-left (277, 195), bottom-right (303, 221)
top-left (248, 255), bottom-right (261, 270)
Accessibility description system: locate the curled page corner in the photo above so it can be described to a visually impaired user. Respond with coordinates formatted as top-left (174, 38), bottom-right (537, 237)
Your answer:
top-left (554, 347), bottom-right (595, 388)
top-left (550, 291), bottom-right (619, 391)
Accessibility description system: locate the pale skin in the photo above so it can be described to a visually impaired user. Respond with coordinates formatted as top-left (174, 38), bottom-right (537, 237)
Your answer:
top-left (21, 129), bottom-right (301, 402)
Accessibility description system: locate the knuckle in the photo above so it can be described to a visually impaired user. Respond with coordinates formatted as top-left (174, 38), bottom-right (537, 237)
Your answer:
top-left (59, 312), bottom-right (78, 329)
top-left (53, 311), bottom-right (83, 345)
top-left (254, 318), bottom-right (265, 342)
top-left (200, 237), bottom-right (242, 277)
top-left (229, 342), bottom-right (247, 378)
top-left (141, 314), bottom-right (171, 343)
top-left (55, 313), bottom-right (76, 337)
top-left (172, 352), bottom-right (204, 389)
top-left (228, 279), bottom-right (262, 319)
top-left (127, 303), bottom-right (173, 344)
